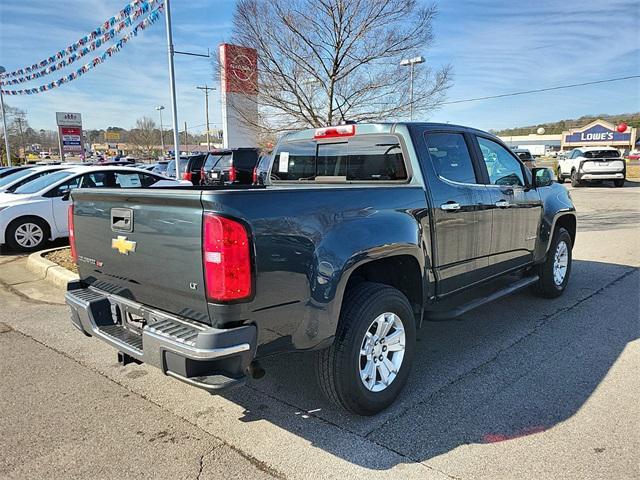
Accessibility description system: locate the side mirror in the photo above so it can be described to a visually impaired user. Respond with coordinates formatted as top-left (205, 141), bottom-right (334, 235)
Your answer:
top-left (61, 189), bottom-right (71, 201)
top-left (532, 167), bottom-right (554, 188)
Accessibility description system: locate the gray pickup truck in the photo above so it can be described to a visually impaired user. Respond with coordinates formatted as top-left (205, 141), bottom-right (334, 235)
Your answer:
top-left (66, 123), bottom-right (576, 415)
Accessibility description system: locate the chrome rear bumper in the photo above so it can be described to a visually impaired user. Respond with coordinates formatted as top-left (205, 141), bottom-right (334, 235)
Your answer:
top-left (66, 283), bottom-right (257, 391)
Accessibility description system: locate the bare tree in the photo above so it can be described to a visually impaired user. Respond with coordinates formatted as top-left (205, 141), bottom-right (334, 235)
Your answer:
top-left (231, 0), bottom-right (451, 134)
top-left (128, 117), bottom-right (158, 157)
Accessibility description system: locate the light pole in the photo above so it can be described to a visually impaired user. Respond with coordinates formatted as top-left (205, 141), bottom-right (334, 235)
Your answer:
top-left (0, 66), bottom-right (12, 166)
top-left (163, 0), bottom-right (181, 178)
top-left (155, 105), bottom-right (165, 156)
top-left (400, 56), bottom-right (425, 121)
top-left (196, 85), bottom-right (215, 152)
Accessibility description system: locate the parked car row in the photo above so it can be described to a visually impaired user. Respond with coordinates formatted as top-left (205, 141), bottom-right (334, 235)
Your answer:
top-left (0, 165), bottom-right (185, 252)
top-left (160, 148), bottom-right (264, 186)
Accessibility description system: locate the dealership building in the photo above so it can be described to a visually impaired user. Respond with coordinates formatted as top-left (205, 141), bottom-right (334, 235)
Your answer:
top-left (500, 118), bottom-right (638, 155)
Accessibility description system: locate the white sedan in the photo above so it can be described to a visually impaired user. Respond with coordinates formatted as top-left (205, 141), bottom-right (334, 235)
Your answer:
top-left (0, 166), bottom-right (185, 252)
top-left (0, 165), bottom-right (70, 193)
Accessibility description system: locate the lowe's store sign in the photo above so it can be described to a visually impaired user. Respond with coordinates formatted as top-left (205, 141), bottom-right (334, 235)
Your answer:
top-left (565, 124), bottom-right (631, 143)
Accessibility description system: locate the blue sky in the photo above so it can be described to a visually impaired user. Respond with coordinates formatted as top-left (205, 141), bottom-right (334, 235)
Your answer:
top-left (0, 0), bottom-right (638, 133)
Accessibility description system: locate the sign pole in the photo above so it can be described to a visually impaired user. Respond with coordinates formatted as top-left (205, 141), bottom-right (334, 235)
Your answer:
top-left (163, 0), bottom-right (181, 177)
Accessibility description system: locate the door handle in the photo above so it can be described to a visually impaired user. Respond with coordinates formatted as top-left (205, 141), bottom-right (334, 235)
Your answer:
top-left (495, 200), bottom-right (510, 208)
top-left (440, 202), bottom-right (461, 211)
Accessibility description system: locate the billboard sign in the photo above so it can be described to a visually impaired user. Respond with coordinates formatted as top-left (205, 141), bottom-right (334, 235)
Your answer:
top-left (60, 126), bottom-right (83, 152)
top-left (56, 112), bottom-right (83, 156)
top-left (105, 131), bottom-right (121, 141)
top-left (56, 112), bottom-right (82, 126)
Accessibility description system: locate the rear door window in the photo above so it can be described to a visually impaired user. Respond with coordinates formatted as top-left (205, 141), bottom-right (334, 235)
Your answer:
top-left (272, 135), bottom-right (407, 182)
top-left (424, 132), bottom-right (478, 184)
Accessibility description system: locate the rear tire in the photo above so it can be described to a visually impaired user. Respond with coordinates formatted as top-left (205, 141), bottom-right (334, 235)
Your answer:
top-left (614, 179), bottom-right (625, 188)
top-left (570, 170), bottom-right (582, 187)
top-left (557, 168), bottom-right (566, 183)
top-left (315, 282), bottom-right (416, 415)
top-left (6, 216), bottom-right (49, 252)
top-left (534, 227), bottom-right (572, 298)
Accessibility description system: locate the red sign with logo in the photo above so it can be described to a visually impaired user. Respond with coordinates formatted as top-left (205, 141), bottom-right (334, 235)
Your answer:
top-left (220, 43), bottom-right (258, 94)
top-left (60, 126), bottom-right (82, 152)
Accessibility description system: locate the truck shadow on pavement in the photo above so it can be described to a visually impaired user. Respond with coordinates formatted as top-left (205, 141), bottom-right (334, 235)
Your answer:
top-left (218, 259), bottom-right (638, 469)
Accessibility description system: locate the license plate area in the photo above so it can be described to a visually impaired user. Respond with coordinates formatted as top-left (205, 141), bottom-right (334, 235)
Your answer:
top-left (108, 297), bottom-right (171, 335)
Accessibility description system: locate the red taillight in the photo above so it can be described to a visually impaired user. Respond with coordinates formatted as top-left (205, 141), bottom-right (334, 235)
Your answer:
top-left (68, 204), bottom-right (77, 263)
top-left (252, 166), bottom-right (258, 184)
top-left (182, 171), bottom-right (192, 182)
top-left (228, 166), bottom-right (237, 183)
top-left (313, 124), bottom-right (355, 139)
top-left (203, 213), bottom-right (252, 302)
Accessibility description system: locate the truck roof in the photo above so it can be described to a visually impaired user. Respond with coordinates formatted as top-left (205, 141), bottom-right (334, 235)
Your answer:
top-left (280, 122), bottom-right (492, 142)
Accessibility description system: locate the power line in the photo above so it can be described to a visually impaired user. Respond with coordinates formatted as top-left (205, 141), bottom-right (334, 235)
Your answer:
top-left (442, 75), bottom-right (640, 105)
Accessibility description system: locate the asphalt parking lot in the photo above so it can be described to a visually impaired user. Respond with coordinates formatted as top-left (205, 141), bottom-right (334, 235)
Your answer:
top-left (1, 182), bottom-right (638, 480)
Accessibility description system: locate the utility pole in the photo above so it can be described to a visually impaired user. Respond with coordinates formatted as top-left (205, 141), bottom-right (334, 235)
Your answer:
top-left (183, 121), bottom-right (188, 155)
top-left (196, 85), bottom-right (215, 152)
top-left (15, 116), bottom-right (25, 161)
top-left (400, 56), bottom-right (425, 121)
top-left (0, 66), bottom-right (12, 166)
top-left (163, 0), bottom-right (181, 178)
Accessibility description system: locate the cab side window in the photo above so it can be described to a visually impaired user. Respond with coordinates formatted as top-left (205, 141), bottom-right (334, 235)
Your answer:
top-left (477, 137), bottom-right (525, 187)
top-left (424, 132), bottom-right (478, 184)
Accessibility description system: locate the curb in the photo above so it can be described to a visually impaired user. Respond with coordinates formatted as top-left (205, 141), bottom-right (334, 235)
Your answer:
top-left (26, 247), bottom-right (79, 290)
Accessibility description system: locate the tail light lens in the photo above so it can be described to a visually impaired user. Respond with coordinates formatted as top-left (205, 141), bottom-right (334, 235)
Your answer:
top-left (182, 171), bottom-right (193, 182)
top-left (203, 213), bottom-right (252, 302)
top-left (68, 204), bottom-right (77, 263)
top-left (228, 166), bottom-right (237, 183)
top-left (252, 167), bottom-right (258, 184)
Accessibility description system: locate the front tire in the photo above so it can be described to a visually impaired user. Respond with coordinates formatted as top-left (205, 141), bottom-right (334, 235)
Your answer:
top-left (316, 282), bottom-right (416, 415)
top-left (614, 179), bottom-right (625, 188)
top-left (534, 227), bottom-right (572, 298)
top-left (6, 216), bottom-right (49, 252)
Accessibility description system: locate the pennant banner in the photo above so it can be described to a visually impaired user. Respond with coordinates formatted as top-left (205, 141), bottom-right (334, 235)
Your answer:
top-left (1, 0), bottom-right (161, 86)
top-left (0, 0), bottom-right (162, 80)
top-left (1, 5), bottom-right (165, 96)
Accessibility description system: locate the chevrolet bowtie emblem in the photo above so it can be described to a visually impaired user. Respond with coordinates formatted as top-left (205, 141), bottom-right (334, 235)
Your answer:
top-left (111, 236), bottom-right (136, 255)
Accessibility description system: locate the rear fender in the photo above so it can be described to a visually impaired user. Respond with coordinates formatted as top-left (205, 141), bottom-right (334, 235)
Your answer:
top-left (297, 212), bottom-right (426, 349)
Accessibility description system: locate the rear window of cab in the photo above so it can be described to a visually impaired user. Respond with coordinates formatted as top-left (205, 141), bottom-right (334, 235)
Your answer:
top-left (272, 134), bottom-right (407, 182)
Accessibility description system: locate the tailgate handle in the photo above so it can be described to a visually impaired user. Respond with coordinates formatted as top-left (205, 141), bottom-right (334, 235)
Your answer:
top-left (111, 208), bottom-right (134, 233)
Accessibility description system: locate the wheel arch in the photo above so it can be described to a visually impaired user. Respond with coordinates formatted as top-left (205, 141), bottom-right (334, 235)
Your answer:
top-left (338, 254), bottom-right (425, 327)
top-left (554, 214), bottom-right (576, 249)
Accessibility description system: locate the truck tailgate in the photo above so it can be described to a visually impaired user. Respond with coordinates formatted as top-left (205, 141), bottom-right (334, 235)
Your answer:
top-left (72, 189), bottom-right (210, 323)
